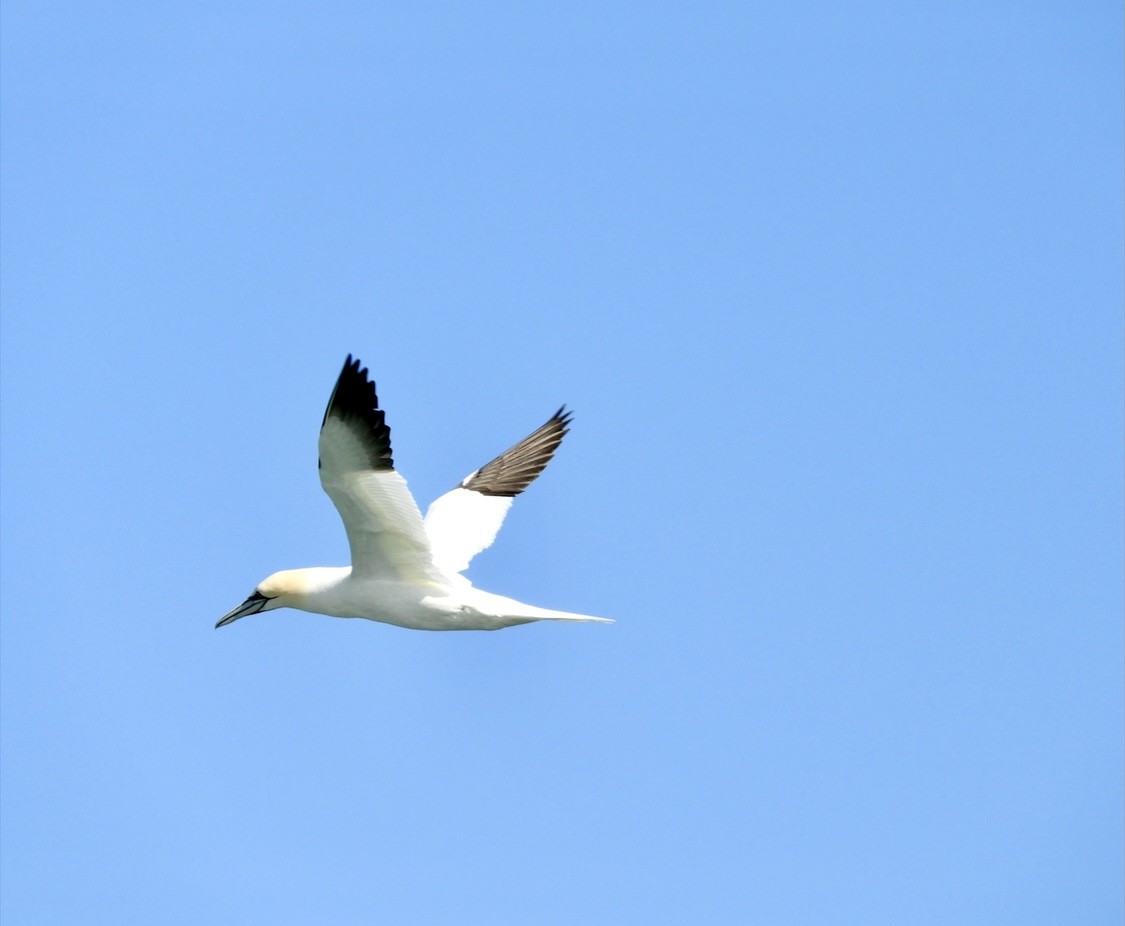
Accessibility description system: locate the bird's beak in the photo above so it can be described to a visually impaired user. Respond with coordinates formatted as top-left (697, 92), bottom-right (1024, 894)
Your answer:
top-left (216, 591), bottom-right (270, 628)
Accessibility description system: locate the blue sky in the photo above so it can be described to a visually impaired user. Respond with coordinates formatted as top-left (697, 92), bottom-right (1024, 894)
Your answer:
top-left (2, 2), bottom-right (1121, 923)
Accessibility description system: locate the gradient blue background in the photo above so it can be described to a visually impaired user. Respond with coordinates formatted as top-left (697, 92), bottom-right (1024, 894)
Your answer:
top-left (2, 3), bottom-right (1122, 923)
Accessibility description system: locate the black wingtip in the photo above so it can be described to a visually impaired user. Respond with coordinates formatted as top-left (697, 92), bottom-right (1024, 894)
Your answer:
top-left (321, 354), bottom-right (394, 470)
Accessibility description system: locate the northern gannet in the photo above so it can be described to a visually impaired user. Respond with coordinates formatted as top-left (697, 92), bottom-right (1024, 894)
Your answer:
top-left (217, 355), bottom-right (611, 631)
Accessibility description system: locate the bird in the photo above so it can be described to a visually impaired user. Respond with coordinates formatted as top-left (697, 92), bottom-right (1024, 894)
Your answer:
top-left (217, 355), bottom-right (611, 631)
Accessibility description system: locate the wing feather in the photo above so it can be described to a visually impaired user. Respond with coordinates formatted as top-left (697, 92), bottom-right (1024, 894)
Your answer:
top-left (318, 356), bottom-right (445, 586)
top-left (424, 408), bottom-right (571, 577)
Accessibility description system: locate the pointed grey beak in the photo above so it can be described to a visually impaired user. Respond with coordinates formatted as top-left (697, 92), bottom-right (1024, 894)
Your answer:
top-left (216, 591), bottom-right (271, 628)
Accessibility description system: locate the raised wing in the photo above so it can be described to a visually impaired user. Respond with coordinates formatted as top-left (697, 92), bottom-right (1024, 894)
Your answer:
top-left (424, 407), bottom-right (571, 578)
top-left (318, 356), bottom-right (445, 586)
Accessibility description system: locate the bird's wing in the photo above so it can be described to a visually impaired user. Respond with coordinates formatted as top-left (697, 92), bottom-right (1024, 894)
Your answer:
top-left (318, 356), bottom-right (446, 586)
top-left (423, 407), bottom-right (571, 578)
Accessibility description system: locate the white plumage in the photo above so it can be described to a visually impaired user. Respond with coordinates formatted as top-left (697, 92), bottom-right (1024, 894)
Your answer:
top-left (217, 355), bottom-right (610, 631)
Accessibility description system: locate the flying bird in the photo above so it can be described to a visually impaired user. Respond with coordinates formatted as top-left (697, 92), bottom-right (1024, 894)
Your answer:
top-left (217, 356), bottom-right (610, 631)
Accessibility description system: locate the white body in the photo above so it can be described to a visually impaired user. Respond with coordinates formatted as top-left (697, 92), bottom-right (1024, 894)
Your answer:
top-left (261, 567), bottom-right (604, 631)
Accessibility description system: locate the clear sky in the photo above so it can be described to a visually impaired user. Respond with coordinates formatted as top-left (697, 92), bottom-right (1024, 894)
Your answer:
top-left (1, 3), bottom-right (1121, 923)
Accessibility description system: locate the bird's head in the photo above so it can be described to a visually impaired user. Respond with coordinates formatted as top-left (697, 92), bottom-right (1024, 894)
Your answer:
top-left (215, 570), bottom-right (309, 628)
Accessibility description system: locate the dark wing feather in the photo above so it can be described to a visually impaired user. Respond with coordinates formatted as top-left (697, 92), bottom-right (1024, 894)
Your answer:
top-left (320, 354), bottom-right (393, 471)
top-left (460, 407), bottom-right (571, 497)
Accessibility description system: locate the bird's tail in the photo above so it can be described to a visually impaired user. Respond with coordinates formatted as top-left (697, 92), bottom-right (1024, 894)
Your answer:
top-left (469, 589), bottom-right (613, 624)
top-left (529, 608), bottom-right (614, 624)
